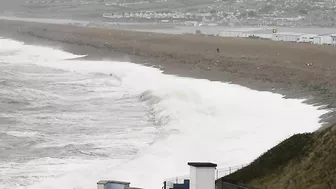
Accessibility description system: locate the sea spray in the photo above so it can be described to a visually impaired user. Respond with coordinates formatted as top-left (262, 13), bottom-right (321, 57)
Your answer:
top-left (0, 38), bottom-right (328, 189)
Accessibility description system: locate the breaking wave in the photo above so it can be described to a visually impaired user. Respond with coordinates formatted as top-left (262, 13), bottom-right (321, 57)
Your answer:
top-left (0, 38), bottom-right (328, 189)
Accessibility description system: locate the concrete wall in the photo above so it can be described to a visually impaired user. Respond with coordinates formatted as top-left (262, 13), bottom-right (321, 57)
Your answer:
top-left (98, 184), bottom-right (105, 189)
top-left (196, 167), bottom-right (215, 189)
top-left (190, 167), bottom-right (215, 189)
top-left (190, 166), bottom-right (197, 189)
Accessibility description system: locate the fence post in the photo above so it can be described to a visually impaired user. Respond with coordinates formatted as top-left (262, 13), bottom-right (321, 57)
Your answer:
top-left (216, 169), bottom-right (219, 179)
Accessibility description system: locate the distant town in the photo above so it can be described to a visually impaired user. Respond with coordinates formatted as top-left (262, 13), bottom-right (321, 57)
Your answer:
top-left (23, 0), bottom-right (336, 27)
top-left (100, 0), bottom-right (336, 27)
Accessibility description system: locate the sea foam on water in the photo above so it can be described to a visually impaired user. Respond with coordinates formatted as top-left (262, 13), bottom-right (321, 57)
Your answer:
top-left (0, 38), bottom-right (327, 189)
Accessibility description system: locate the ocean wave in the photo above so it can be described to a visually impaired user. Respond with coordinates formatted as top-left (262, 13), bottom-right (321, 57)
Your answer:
top-left (5, 131), bottom-right (40, 138)
top-left (0, 38), bottom-right (328, 189)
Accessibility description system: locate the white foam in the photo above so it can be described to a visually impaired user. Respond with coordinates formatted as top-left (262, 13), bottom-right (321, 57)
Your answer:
top-left (0, 16), bottom-right (89, 25)
top-left (0, 38), bottom-right (328, 189)
top-left (0, 38), bottom-right (24, 55)
top-left (5, 131), bottom-right (39, 138)
top-left (0, 158), bottom-right (124, 189)
top-left (0, 38), bottom-right (86, 64)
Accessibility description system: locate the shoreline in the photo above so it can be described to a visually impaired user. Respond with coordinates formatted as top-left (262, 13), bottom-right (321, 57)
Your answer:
top-left (1, 18), bottom-right (335, 127)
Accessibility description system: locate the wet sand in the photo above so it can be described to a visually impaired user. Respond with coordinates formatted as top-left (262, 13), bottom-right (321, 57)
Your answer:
top-left (0, 19), bottom-right (335, 126)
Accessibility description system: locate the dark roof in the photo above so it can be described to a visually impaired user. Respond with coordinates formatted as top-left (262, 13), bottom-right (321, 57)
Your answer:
top-left (97, 180), bottom-right (131, 185)
top-left (188, 162), bottom-right (217, 167)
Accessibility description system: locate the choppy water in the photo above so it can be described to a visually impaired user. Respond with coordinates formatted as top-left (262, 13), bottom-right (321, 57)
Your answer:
top-left (0, 38), bottom-right (327, 189)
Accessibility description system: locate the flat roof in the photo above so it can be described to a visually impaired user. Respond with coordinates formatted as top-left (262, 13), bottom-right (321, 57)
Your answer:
top-left (188, 162), bottom-right (217, 167)
top-left (97, 180), bottom-right (131, 185)
top-left (273, 32), bottom-right (306, 36)
top-left (314, 34), bottom-right (333, 37)
top-left (300, 34), bottom-right (318, 37)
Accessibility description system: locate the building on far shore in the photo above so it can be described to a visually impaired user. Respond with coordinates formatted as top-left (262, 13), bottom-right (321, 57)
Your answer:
top-left (331, 34), bottom-right (336, 45)
top-left (298, 34), bottom-right (318, 43)
top-left (164, 162), bottom-right (217, 189)
top-left (217, 28), bottom-right (336, 46)
top-left (271, 32), bottom-right (305, 42)
top-left (312, 34), bottom-right (333, 45)
top-left (249, 29), bottom-right (274, 39)
top-left (218, 28), bottom-right (274, 39)
top-left (218, 30), bottom-right (251, 38)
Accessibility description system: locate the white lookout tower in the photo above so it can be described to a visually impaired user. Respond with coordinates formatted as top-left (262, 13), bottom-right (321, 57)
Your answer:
top-left (188, 162), bottom-right (217, 189)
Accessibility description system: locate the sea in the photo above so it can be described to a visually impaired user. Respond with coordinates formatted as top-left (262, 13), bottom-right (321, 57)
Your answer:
top-left (0, 37), bottom-right (327, 189)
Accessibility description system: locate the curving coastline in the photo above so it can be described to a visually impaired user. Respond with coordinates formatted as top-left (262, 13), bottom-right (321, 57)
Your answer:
top-left (0, 18), bottom-right (335, 126)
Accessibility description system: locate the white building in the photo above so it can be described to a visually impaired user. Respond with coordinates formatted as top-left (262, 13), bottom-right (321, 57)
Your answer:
top-left (163, 162), bottom-right (217, 189)
top-left (218, 28), bottom-right (275, 39)
top-left (218, 30), bottom-right (251, 38)
top-left (249, 28), bottom-right (276, 40)
top-left (188, 162), bottom-right (217, 189)
top-left (331, 34), bottom-right (336, 45)
top-left (272, 32), bottom-right (305, 42)
top-left (312, 35), bottom-right (333, 45)
top-left (298, 34), bottom-right (318, 43)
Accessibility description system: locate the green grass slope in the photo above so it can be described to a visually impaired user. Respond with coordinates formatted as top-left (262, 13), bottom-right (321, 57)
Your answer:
top-left (219, 125), bottom-right (336, 189)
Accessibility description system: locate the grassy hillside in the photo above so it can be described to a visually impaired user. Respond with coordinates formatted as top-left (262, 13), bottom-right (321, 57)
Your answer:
top-left (220, 125), bottom-right (336, 189)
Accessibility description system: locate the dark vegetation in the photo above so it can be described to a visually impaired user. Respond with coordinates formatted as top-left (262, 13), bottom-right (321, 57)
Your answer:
top-left (217, 125), bottom-right (336, 189)
top-left (224, 133), bottom-right (314, 182)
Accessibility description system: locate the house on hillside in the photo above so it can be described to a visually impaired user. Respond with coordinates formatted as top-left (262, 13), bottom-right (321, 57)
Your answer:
top-left (271, 32), bottom-right (305, 42)
top-left (312, 34), bottom-right (333, 45)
